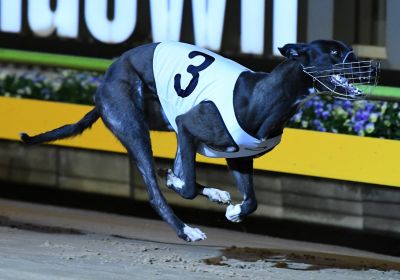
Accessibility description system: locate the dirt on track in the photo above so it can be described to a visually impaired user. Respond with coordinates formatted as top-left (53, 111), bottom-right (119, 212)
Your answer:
top-left (0, 198), bottom-right (399, 280)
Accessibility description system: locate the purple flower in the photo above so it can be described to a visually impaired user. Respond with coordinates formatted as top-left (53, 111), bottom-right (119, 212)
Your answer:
top-left (321, 110), bottom-right (330, 120)
top-left (343, 100), bottom-right (352, 110)
top-left (365, 102), bottom-right (375, 112)
top-left (355, 110), bottom-right (369, 122)
top-left (304, 100), bottom-right (313, 109)
top-left (314, 100), bottom-right (324, 109)
top-left (312, 119), bottom-right (326, 132)
top-left (353, 121), bottom-right (364, 134)
top-left (355, 111), bottom-right (362, 121)
top-left (361, 111), bottom-right (369, 121)
top-left (315, 107), bottom-right (323, 118)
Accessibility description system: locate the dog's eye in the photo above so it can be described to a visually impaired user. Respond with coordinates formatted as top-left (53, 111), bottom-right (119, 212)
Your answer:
top-left (330, 50), bottom-right (338, 56)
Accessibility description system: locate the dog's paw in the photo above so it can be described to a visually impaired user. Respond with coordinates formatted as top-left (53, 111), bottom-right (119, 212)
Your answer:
top-left (181, 225), bottom-right (207, 242)
top-left (166, 169), bottom-right (185, 190)
top-left (226, 204), bottom-right (243, 223)
top-left (202, 188), bottom-right (231, 205)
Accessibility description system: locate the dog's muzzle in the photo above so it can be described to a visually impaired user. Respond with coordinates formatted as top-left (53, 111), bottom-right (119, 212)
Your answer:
top-left (302, 60), bottom-right (380, 100)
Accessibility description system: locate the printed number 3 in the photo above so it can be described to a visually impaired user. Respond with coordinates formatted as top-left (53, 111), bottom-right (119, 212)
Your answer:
top-left (174, 51), bottom-right (215, 98)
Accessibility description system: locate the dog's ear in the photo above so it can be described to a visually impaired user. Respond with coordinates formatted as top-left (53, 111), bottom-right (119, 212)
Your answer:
top-left (278, 43), bottom-right (309, 59)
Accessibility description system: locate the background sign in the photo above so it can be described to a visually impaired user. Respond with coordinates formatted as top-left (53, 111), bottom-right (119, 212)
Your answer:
top-left (0, 0), bottom-right (302, 59)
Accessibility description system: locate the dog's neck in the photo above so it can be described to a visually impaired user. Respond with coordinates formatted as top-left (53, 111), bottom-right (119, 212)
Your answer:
top-left (234, 59), bottom-right (313, 139)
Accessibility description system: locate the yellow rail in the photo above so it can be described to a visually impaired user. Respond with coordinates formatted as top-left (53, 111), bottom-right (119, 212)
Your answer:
top-left (1, 96), bottom-right (399, 187)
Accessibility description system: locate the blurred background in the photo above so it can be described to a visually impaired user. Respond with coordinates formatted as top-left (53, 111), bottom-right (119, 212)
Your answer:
top-left (0, 0), bottom-right (400, 253)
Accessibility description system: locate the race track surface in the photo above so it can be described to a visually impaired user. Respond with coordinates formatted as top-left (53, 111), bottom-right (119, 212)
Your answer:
top-left (0, 198), bottom-right (399, 280)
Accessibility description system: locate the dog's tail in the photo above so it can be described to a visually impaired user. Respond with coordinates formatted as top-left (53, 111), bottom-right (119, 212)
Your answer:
top-left (20, 108), bottom-right (100, 145)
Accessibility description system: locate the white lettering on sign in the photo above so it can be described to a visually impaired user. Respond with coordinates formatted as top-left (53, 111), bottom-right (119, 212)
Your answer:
top-left (273, 0), bottom-right (298, 55)
top-left (0, 0), bottom-right (22, 33)
top-left (150, 0), bottom-right (184, 42)
top-left (85, 0), bottom-right (137, 43)
top-left (28, 0), bottom-right (79, 38)
top-left (0, 0), bottom-right (299, 55)
top-left (240, 0), bottom-right (265, 55)
top-left (192, 0), bottom-right (226, 51)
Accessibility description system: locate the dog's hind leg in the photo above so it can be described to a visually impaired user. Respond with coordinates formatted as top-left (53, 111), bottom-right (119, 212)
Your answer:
top-left (96, 79), bottom-right (206, 242)
top-left (225, 157), bottom-right (257, 223)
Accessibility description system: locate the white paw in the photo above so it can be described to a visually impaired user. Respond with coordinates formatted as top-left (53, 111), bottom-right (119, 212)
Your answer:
top-left (166, 169), bottom-right (185, 190)
top-left (183, 225), bottom-right (207, 242)
top-left (202, 188), bottom-right (231, 205)
top-left (226, 204), bottom-right (243, 223)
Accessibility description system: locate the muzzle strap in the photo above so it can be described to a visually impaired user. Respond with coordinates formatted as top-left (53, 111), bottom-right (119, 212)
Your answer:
top-left (342, 50), bottom-right (354, 63)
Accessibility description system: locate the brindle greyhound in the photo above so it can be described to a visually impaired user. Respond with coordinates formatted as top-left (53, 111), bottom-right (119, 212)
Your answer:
top-left (21, 40), bottom-right (378, 242)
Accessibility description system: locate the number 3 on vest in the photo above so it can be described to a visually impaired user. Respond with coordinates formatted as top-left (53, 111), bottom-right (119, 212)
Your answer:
top-left (174, 51), bottom-right (215, 98)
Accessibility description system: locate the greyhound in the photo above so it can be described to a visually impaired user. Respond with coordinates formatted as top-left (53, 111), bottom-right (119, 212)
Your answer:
top-left (20, 40), bottom-right (379, 242)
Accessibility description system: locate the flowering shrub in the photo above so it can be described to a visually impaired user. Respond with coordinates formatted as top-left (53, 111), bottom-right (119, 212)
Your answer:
top-left (288, 95), bottom-right (400, 139)
top-left (0, 68), bottom-right (101, 105)
top-left (0, 68), bottom-right (399, 140)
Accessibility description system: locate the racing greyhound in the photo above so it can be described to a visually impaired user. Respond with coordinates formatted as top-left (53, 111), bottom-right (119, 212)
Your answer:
top-left (20, 40), bottom-right (378, 242)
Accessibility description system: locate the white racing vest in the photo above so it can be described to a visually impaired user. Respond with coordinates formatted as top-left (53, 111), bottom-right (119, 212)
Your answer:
top-left (153, 41), bottom-right (282, 158)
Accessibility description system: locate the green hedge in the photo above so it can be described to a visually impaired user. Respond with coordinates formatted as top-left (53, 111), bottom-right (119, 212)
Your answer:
top-left (0, 69), bottom-right (100, 104)
top-left (288, 96), bottom-right (400, 139)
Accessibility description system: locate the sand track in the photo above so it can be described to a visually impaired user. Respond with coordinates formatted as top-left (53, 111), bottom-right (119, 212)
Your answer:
top-left (0, 198), bottom-right (399, 280)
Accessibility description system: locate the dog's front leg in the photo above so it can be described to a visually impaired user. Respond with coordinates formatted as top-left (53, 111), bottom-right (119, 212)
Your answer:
top-left (165, 116), bottom-right (199, 200)
top-left (167, 145), bottom-right (231, 205)
top-left (166, 115), bottom-right (232, 207)
top-left (225, 157), bottom-right (257, 223)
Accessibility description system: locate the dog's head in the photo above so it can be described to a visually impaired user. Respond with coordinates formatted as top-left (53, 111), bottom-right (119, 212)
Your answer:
top-left (279, 40), bottom-right (379, 100)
